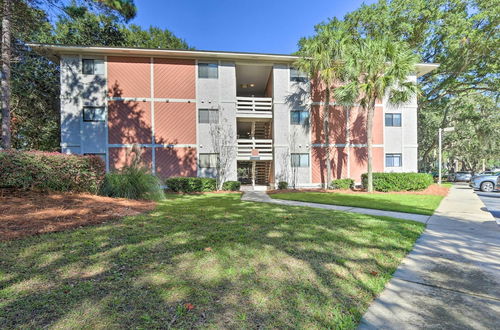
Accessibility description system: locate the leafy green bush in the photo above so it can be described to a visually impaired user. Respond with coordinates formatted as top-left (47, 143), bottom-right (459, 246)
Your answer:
top-left (100, 165), bottom-right (164, 201)
top-left (362, 172), bottom-right (434, 192)
top-left (0, 150), bottom-right (105, 193)
top-left (331, 178), bottom-right (354, 190)
top-left (164, 177), bottom-right (216, 192)
top-left (278, 181), bottom-right (288, 190)
top-left (222, 181), bottom-right (241, 191)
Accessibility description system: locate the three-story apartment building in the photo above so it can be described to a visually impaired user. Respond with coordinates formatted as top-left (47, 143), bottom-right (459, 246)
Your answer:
top-left (32, 44), bottom-right (437, 188)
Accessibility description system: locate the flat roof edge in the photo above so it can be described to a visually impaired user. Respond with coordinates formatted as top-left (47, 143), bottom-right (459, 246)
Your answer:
top-left (27, 43), bottom-right (439, 75)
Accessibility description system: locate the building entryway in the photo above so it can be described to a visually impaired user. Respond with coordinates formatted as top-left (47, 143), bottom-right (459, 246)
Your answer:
top-left (237, 160), bottom-right (272, 190)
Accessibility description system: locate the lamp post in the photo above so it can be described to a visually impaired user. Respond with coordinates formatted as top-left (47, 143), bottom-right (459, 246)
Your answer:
top-left (438, 127), bottom-right (455, 185)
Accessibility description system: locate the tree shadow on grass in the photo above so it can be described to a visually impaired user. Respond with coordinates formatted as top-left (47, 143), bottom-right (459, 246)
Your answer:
top-left (0, 194), bottom-right (450, 328)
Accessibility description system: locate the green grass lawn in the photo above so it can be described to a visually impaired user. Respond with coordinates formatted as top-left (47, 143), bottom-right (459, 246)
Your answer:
top-left (0, 194), bottom-right (424, 329)
top-left (270, 191), bottom-right (445, 215)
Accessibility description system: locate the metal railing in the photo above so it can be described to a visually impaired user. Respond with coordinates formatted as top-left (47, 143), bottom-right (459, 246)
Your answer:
top-left (236, 138), bottom-right (273, 160)
top-left (236, 97), bottom-right (272, 117)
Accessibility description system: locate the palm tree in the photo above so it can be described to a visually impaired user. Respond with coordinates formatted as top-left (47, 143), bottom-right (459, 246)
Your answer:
top-left (295, 19), bottom-right (350, 188)
top-left (335, 37), bottom-right (419, 192)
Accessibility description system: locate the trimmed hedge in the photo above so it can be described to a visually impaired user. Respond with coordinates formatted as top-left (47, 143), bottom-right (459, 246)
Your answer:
top-left (0, 150), bottom-right (105, 193)
top-left (100, 166), bottom-right (165, 201)
top-left (331, 178), bottom-right (354, 190)
top-left (278, 181), bottom-right (288, 190)
top-left (165, 177), bottom-right (216, 192)
top-left (222, 180), bottom-right (241, 191)
top-left (362, 172), bottom-right (434, 192)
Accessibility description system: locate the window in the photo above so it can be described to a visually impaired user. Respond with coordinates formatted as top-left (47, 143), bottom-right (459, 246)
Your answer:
top-left (385, 113), bottom-right (402, 127)
top-left (291, 153), bottom-right (309, 167)
top-left (290, 67), bottom-right (308, 82)
top-left (198, 109), bottom-right (219, 124)
top-left (290, 110), bottom-right (309, 125)
top-left (83, 107), bottom-right (106, 122)
top-left (82, 59), bottom-right (104, 75)
top-left (386, 153), bottom-right (402, 167)
top-left (199, 153), bottom-right (219, 168)
top-left (198, 62), bottom-right (218, 78)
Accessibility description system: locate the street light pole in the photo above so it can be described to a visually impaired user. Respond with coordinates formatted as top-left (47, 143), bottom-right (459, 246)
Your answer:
top-left (438, 127), bottom-right (455, 185)
top-left (438, 128), bottom-right (442, 185)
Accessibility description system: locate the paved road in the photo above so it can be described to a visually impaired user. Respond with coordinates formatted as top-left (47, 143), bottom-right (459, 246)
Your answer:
top-left (475, 190), bottom-right (500, 222)
top-left (359, 184), bottom-right (500, 329)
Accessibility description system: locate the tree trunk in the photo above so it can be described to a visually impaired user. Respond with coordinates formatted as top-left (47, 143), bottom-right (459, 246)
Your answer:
top-left (366, 101), bottom-right (375, 192)
top-left (1, 0), bottom-right (12, 149)
top-left (324, 87), bottom-right (331, 188)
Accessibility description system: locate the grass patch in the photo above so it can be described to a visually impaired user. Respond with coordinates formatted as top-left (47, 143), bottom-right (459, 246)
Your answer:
top-left (0, 194), bottom-right (424, 328)
top-left (270, 191), bottom-right (444, 215)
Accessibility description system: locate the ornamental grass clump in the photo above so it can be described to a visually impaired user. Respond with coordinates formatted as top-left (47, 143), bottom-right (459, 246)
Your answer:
top-left (99, 146), bottom-right (164, 201)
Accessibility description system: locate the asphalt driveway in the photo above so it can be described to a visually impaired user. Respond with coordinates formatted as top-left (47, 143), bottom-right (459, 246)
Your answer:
top-left (475, 190), bottom-right (500, 222)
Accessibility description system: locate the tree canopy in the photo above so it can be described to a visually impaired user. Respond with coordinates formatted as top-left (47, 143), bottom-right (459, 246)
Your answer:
top-left (2, 1), bottom-right (191, 150)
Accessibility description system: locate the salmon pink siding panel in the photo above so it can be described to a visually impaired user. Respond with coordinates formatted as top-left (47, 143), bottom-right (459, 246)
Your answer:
top-left (109, 147), bottom-right (152, 171)
top-left (350, 106), bottom-right (384, 145)
top-left (154, 58), bottom-right (195, 99)
top-left (155, 147), bottom-right (197, 179)
top-left (311, 147), bottom-right (348, 184)
top-left (108, 101), bottom-right (152, 144)
top-left (107, 56), bottom-right (150, 98)
top-left (311, 105), bottom-right (347, 144)
top-left (349, 147), bottom-right (384, 182)
top-left (154, 102), bottom-right (196, 144)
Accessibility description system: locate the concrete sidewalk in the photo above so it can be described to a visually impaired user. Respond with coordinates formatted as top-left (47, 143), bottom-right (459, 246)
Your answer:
top-left (359, 184), bottom-right (500, 329)
top-left (241, 190), bottom-right (431, 223)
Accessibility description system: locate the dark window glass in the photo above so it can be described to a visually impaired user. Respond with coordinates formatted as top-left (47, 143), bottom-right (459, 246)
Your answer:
top-left (386, 154), bottom-right (402, 167)
top-left (291, 153), bottom-right (309, 167)
top-left (82, 59), bottom-right (94, 75)
top-left (198, 109), bottom-right (219, 124)
top-left (290, 110), bottom-right (309, 125)
top-left (83, 107), bottom-right (106, 122)
top-left (385, 113), bottom-right (402, 127)
top-left (198, 63), bottom-right (218, 78)
top-left (290, 67), bottom-right (308, 82)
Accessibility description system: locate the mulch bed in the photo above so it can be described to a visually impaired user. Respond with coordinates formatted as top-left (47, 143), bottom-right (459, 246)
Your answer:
top-left (0, 189), bottom-right (156, 241)
top-left (268, 184), bottom-right (450, 196)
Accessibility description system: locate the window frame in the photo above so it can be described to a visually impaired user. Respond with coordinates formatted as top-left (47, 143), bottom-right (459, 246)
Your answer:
top-left (385, 113), bottom-right (402, 127)
top-left (198, 108), bottom-right (219, 124)
top-left (198, 62), bottom-right (218, 79)
top-left (385, 153), bottom-right (402, 167)
top-left (82, 59), bottom-right (104, 75)
top-left (290, 110), bottom-right (310, 125)
top-left (199, 153), bottom-right (219, 168)
top-left (291, 153), bottom-right (309, 168)
top-left (83, 106), bottom-right (106, 122)
top-left (290, 67), bottom-right (308, 83)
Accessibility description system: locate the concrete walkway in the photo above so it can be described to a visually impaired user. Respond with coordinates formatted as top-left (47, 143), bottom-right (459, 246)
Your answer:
top-left (359, 184), bottom-right (500, 329)
top-left (241, 190), bottom-right (430, 223)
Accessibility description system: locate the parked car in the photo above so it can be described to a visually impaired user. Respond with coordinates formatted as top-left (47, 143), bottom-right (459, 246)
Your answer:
top-left (469, 172), bottom-right (500, 192)
top-left (449, 171), bottom-right (473, 182)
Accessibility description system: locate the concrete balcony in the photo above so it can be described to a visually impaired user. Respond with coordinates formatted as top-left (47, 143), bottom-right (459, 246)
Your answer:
top-left (236, 138), bottom-right (273, 160)
top-left (236, 97), bottom-right (272, 118)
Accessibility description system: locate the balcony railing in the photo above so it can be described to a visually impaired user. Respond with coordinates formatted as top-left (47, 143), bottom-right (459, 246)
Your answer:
top-left (237, 138), bottom-right (273, 160)
top-left (236, 97), bottom-right (272, 118)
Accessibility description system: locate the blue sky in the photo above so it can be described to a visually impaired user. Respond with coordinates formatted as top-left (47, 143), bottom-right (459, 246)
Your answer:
top-left (130, 0), bottom-right (375, 54)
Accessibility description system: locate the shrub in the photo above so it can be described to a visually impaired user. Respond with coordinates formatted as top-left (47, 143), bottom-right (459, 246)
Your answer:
top-left (331, 178), bottom-right (354, 190)
top-left (362, 172), bottom-right (434, 192)
top-left (164, 177), bottom-right (217, 192)
top-left (222, 180), bottom-right (241, 191)
top-left (278, 181), bottom-right (288, 190)
top-left (100, 165), bottom-right (164, 201)
top-left (0, 150), bottom-right (105, 193)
